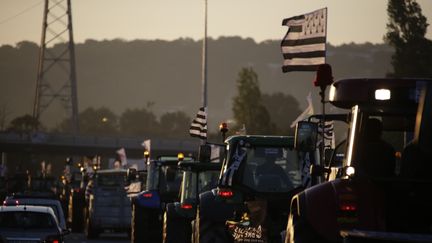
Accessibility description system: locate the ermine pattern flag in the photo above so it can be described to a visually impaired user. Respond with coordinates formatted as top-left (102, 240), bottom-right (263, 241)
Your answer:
top-left (189, 107), bottom-right (207, 140)
top-left (281, 8), bottom-right (327, 72)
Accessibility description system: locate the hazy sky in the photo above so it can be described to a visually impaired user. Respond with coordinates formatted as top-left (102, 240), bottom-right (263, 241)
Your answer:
top-left (1, 0), bottom-right (432, 46)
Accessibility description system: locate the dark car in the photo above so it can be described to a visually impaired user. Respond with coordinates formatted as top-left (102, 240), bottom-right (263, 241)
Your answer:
top-left (0, 205), bottom-right (69, 243)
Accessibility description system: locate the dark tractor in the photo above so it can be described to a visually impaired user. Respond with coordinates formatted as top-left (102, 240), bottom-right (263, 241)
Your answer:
top-left (131, 154), bottom-right (192, 243)
top-left (66, 165), bottom-right (87, 233)
top-left (286, 78), bottom-right (432, 243)
top-left (163, 161), bottom-right (221, 243)
top-left (195, 135), bottom-right (304, 243)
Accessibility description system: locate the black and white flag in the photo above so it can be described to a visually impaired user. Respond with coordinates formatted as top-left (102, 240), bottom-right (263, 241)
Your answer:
top-left (189, 107), bottom-right (207, 140)
top-left (318, 120), bottom-right (335, 149)
top-left (281, 8), bottom-right (327, 72)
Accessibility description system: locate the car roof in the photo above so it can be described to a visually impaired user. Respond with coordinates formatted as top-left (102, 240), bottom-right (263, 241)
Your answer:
top-left (4, 197), bottom-right (61, 205)
top-left (0, 205), bottom-right (55, 215)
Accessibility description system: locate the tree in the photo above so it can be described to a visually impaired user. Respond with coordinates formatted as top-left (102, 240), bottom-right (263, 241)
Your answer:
top-left (232, 68), bottom-right (275, 135)
top-left (262, 92), bottom-right (302, 135)
top-left (78, 107), bottom-right (118, 136)
top-left (0, 103), bottom-right (11, 131)
top-left (119, 108), bottom-right (159, 137)
top-left (385, 0), bottom-right (432, 77)
top-left (7, 114), bottom-right (42, 135)
top-left (159, 111), bottom-right (191, 138)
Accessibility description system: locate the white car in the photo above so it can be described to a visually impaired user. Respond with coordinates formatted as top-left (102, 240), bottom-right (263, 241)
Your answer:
top-left (3, 193), bottom-right (67, 230)
top-left (0, 205), bottom-right (68, 242)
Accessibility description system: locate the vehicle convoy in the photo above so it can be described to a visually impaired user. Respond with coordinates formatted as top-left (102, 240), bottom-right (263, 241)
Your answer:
top-left (286, 78), bottom-right (432, 243)
top-left (163, 159), bottom-right (222, 243)
top-left (131, 154), bottom-right (192, 243)
top-left (84, 168), bottom-right (131, 239)
top-left (0, 205), bottom-right (69, 243)
top-left (195, 135), bottom-right (304, 243)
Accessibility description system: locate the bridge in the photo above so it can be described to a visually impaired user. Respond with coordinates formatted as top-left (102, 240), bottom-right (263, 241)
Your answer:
top-left (0, 132), bottom-right (200, 159)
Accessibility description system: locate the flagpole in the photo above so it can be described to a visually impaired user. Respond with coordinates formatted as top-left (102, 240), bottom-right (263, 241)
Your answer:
top-left (201, 0), bottom-right (208, 144)
top-left (322, 8), bottom-right (328, 166)
top-left (202, 0), bottom-right (208, 109)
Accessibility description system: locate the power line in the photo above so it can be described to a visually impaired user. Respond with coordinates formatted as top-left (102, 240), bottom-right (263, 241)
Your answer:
top-left (0, 1), bottom-right (44, 25)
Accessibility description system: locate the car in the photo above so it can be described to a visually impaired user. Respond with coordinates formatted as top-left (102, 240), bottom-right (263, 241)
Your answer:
top-left (3, 192), bottom-right (67, 230)
top-left (0, 205), bottom-right (69, 243)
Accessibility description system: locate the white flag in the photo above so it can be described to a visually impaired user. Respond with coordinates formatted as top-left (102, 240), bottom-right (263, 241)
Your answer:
top-left (281, 8), bottom-right (327, 72)
top-left (141, 139), bottom-right (151, 153)
top-left (290, 92), bottom-right (314, 128)
top-left (116, 147), bottom-right (127, 166)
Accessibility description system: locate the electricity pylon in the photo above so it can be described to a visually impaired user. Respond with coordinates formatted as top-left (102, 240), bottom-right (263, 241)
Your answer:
top-left (33, 0), bottom-right (79, 134)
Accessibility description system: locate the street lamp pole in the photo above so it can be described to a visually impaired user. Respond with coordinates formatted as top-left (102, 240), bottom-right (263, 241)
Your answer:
top-left (202, 0), bottom-right (208, 109)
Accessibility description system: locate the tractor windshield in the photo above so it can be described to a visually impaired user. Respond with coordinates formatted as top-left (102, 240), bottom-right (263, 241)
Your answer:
top-left (180, 170), bottom-right (220, 203)
top-left (241, 146), bottom-right (302, 193)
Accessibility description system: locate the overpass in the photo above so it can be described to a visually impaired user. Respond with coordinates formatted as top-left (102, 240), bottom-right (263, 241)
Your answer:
top-left (0, 132), bottom-right (200, 159)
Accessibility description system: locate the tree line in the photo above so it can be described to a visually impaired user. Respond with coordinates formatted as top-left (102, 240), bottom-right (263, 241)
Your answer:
top-left (3, 67), bottom-right (301, 139)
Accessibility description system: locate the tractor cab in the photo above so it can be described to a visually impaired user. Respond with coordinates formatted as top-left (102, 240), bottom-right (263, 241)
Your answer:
top-left (197, 135), bottom-right (303, 243)
top-left (131, 153), bottom-right (193, 243)
top-left (288, 78), bottom-right (432, 243)
top-left (176, 161), bottom-right (221, 217)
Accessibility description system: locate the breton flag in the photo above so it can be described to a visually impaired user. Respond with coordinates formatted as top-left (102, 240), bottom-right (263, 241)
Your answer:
top-left (189, 107), bottom-right (207, 140)
top-left (281, 8), bottom-right (327, 72)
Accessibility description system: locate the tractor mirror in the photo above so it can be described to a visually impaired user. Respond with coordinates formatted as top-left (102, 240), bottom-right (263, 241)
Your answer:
top-left (127, 168), bottom-right (137, 182)
top-left (295, 121), bottom-right (318, 152)
top-left (198, 144), bottom-right (212, 163)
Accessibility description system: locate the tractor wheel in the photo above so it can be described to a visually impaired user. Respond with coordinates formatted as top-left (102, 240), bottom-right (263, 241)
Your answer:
top-left (70, 194), bottom-right (85, 232)
top-left (196, 208), bottom-right (230, 243)
top-left (131, 203), bottom-right (145, 243)
top-left (84, 212), bottom-right (99, 239)
top-left (286, 210), bottom-right (325, 243)
top-left (163, 205), bottom-right (191, 243)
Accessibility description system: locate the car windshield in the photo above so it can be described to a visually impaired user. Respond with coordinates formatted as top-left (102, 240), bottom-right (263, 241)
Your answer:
top-left (181, 170), bottom-right (220, 202)
top-left (96, 172), bottom-right (126, 187)
top-left (0, 211), bottom-right (56, 229)
top-left (241, 146), bottom-right (302, 193)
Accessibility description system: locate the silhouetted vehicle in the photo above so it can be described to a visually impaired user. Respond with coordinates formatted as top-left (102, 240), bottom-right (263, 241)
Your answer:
top-left (163, 160), bottom-right (221, 243)
top-left (0, 205), bottom-right (69, 243)
top-left (4, 192), bottom-right (67, 230)
top-left (66, 169), bottom-right (88, 233)
top-left (84, 169), bottom-right (131, 239)
top-left (131, 155), bottom-right (191, 243)
top-left (195, 135), bottom-right (303, 243)
top-left (286, 78), bottom-right (432, 243)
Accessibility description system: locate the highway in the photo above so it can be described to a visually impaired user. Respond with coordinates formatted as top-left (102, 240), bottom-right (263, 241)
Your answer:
top-left (65, 233), bottom-right (130, 243)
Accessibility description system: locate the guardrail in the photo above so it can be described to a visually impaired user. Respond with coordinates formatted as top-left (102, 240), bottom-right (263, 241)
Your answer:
top-left (0, 132), bottom-right (200, 154)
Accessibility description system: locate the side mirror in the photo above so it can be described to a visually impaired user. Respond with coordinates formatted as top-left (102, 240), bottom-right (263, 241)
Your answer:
top-left (295, 121), bottom-right (318, 152)
top-left (198, 144), bottom-right (211, 163)
top-left (127, 168), bottom-right (137, 182)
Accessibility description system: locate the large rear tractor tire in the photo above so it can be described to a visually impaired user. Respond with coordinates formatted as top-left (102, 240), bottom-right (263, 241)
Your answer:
top-left (163, 205), bottom-right (191, 243)
top-left (196, 208), bottom-right (231, 243)
top-left (131, 203), bottom-right (145, 243)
